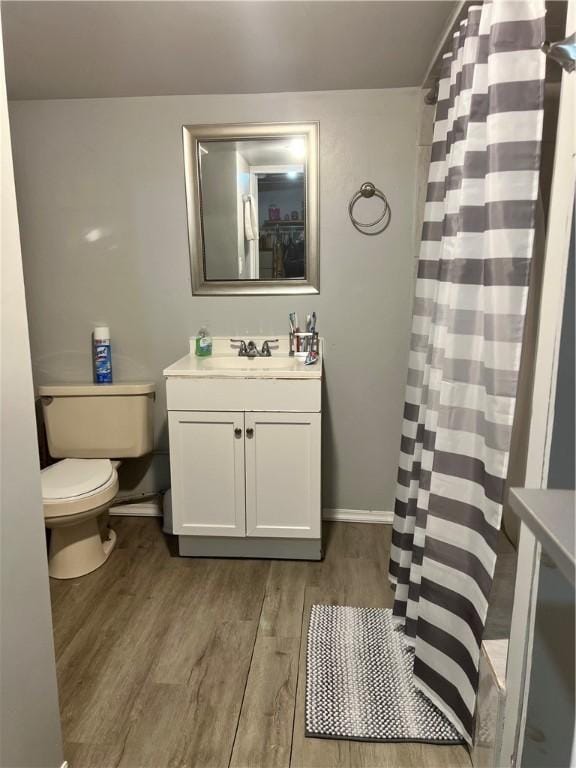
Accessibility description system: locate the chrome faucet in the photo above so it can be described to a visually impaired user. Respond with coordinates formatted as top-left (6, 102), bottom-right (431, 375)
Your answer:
top-left (246, 340), bottom-right (259, 358)
top-left (230, 339), bottom-right (279, 357)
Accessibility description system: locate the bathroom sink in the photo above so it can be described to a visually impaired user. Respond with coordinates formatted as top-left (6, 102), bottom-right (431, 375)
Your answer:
top-left (163, 336), bottom-right (322, 380)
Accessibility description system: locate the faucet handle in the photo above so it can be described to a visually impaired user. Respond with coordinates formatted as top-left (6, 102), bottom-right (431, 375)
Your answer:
top-left (230, 339), bottom-right (248, 356)
top-left (260, 339), bottom-right (279, 357)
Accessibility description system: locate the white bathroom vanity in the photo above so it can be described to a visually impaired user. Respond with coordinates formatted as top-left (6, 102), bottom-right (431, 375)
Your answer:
top-left (163, 336), bottom-right (322, 559)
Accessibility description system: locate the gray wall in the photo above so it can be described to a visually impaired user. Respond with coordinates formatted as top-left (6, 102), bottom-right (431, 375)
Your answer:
top-left (202, 144), bottom-right (241, 280)
top-left (0, 19), bottom-right (63, 767)
top-left (9, 88), bottom-right (419, 512)
top-left (522, 206), bottom-right (576, 768)
top-left (548, 211), bottom-right (575, 490)
top-left (522, 556), bottom-right (575, 767)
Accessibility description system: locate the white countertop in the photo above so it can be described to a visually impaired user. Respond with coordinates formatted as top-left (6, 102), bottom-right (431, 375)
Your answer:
top-left (163, 336), bottom-right (323, 380)
top-left (509, 488), bottom-right (575, 586)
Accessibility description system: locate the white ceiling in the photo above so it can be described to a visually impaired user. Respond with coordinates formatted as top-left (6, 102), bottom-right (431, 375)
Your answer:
top-left (220, 138), bottom-right (306, 166)
top-left (1, 1), bottom-right (456, 101)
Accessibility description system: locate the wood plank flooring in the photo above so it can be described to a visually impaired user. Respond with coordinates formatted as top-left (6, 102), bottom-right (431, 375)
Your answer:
top-left (50, 518), bottom-right (471, 768)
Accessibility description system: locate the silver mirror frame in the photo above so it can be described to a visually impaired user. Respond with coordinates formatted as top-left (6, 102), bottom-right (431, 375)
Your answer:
top-left (183, 122), bottom-right (319, 296)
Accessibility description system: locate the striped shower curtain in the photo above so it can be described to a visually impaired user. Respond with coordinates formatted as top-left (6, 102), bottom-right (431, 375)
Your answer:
top-left (389, 0), bottom-right (545, 743)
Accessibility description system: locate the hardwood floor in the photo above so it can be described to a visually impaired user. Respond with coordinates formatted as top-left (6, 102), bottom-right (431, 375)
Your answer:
top-left (50, 518), bottom-right (471, 768)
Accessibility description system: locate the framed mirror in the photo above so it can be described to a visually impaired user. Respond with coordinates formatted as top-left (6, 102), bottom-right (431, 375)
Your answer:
top-left (183, 122), bottom-right (319, 295)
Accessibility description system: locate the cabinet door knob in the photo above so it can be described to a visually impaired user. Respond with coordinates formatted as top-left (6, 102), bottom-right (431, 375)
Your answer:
top-left (234, 428), bottom-right (242, 438)
top-left (246, 428), bottom-right (254, 439)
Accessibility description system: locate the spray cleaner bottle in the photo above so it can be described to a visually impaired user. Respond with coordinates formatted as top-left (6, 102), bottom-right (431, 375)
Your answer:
top-left (93, 326), bottom-right (113, 383)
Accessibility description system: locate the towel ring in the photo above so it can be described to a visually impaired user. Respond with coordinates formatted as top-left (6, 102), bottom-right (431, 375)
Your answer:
top-left (348, 182), bottom-right (391, 235)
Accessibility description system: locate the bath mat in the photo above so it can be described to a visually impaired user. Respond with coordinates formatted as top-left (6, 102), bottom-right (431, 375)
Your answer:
top-left (305, 605), bottom-right (464, 743)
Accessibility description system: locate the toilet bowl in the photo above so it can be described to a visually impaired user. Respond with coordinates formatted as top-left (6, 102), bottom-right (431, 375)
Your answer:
top-left (39, 381), bottom-right (155, 579)
top-left (42, 458), bottom-right (119, 579)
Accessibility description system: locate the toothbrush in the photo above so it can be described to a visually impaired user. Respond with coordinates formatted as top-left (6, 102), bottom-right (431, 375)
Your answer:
top-left (305, 311), bottom-right (318, 365)
top-left (289, 312), bottom-right (300, 352)
top-left (293, 312), bottom-right (300, 352)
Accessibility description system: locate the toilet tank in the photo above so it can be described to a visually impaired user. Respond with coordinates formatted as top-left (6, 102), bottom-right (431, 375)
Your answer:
top-left (39, 382), bottom-right (155, 458)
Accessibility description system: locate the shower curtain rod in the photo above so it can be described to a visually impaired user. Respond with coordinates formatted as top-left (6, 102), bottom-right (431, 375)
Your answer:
top-left (423, 2), bottom-right (575, 104)
top-left (424, 30), bottom-right (575, 105)
top-left (542, 33), bottom-right (576, 73)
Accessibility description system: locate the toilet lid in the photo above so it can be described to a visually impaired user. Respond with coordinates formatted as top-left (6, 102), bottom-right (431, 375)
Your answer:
top-left (41, 459), bottom-right (114, 500)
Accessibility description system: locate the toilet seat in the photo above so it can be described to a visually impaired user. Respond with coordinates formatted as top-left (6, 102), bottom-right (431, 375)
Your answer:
top-left (42, 459), bottom-right (118, 520)
top-left (42, 458), bottom-right (114, 499)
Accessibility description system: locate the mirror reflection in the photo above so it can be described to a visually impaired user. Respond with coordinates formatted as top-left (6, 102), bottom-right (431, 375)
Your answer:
top-left (199, 137), bottom-right (307, 282)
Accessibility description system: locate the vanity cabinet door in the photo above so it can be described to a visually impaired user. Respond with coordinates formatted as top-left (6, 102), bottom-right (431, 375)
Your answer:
top-left (244, 412), bottom-right (321, 539)
top-left (168, 411), bottom-right (246, 537)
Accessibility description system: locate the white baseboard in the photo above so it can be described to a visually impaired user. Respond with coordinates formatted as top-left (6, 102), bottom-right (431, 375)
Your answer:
top-left (110, 496), bottom-right (163, 517)
top-left (322, 508), bottom-right (393, 524)
top-left (110, 500), bottom-right (391, 524)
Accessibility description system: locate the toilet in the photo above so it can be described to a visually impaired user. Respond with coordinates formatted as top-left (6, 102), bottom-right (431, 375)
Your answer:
top-left (39, 382), bottom-right (155, 579)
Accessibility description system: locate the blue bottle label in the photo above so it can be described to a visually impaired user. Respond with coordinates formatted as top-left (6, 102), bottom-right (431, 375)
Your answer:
top-left (94, 342), bottom-right (112, 383)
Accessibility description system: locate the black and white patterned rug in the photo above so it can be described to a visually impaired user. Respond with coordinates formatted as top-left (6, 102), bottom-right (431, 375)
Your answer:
top-left (305, 605), bottom-right (464, 743)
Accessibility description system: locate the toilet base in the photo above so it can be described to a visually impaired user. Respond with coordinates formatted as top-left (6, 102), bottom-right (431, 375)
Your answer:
top-left (49, 517), bottom-right (117, 579)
